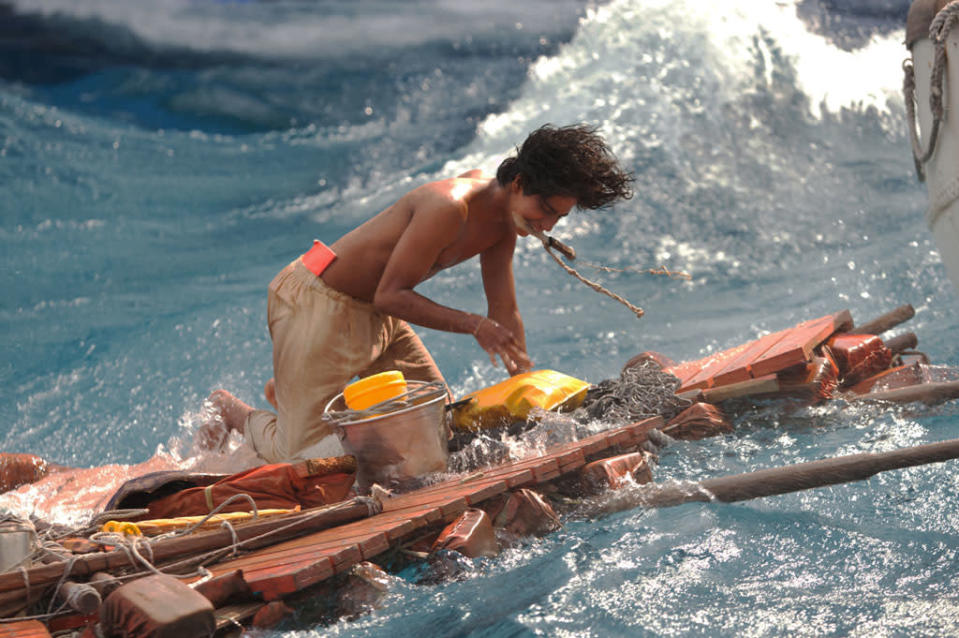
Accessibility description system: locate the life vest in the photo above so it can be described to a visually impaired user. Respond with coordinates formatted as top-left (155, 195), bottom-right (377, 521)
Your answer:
top-left (106, 456), bottom-right (357, 520)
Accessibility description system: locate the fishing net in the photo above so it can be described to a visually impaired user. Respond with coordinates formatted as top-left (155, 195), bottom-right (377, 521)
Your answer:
top-left (577, 360), bottom-right (692, 424)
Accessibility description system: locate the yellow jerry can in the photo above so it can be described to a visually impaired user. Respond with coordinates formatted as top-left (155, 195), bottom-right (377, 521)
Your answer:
top-left (452, 369), bottom-right (591, 431)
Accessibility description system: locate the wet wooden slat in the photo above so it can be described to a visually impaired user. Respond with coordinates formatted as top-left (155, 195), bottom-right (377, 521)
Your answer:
top-left (195, 418), bottom-right (665, 602)
top-left (708, 331), bottom-right (788, 387)
top-left (750, 312), bottom-right (850, 378)
top-left (667, 312), bottom-right (852, 392)
top-left (679, 341), bottom-right (756, 390)
top-left (0, 621), bottom-right (51, 638)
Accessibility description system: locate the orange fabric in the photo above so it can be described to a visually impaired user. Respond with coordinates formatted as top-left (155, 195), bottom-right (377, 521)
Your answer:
top-left (825, 333), bottom-right (893, 386)
top-left (143, 458), bottom-right (356, 519)
top-left (0, 453), bottom-right (50, 494)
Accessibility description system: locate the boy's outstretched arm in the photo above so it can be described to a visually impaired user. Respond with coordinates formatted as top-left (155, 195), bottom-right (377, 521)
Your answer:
top-left (480, 232), bottom-right (532, 375)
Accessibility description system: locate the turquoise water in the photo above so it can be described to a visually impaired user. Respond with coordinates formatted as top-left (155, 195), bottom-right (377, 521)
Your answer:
top-left (3, 0), bottom-right (959, 635)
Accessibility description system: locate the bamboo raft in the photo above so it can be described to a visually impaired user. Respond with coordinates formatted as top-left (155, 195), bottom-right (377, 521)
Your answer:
top-left (3, 304), bottom-right (958, 637)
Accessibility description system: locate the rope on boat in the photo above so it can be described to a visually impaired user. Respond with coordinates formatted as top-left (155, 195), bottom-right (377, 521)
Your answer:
top-left (1, 495), bottom-right (380, 622)
top-left (904, 0), bottom-right (959, 182)
top-left (147, 495), bottom-right (382, 578)
top-left (579, 261), bottom-right (691, 280)
top-left (44, 557), bottom-right (78, 615)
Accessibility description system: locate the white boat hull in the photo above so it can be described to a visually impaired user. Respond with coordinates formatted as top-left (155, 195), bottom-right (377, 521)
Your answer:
top-left (909, 12), bottom-right (959, 293)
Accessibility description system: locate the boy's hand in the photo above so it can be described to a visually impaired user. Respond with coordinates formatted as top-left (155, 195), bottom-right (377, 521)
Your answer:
top-left (474, 317), bottom-right (533, 375)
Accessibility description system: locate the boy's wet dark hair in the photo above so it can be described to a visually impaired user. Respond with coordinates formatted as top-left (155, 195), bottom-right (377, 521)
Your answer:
top-left (496, 123), bottom-right (634, 209)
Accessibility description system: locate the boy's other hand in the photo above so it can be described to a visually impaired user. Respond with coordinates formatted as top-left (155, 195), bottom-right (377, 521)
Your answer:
top-left (474, 317), bottom-right (533, 375)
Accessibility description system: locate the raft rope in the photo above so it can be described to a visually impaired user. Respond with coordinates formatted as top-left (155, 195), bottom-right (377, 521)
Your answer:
top-left (2, 495), bottom-right (381, 622)
top-left (903, 0), bottom-right (959, 182)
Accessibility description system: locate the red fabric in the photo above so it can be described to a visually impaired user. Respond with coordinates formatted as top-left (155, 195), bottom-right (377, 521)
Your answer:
top-left (302, 240), bottom-right (336, 276)
top-left (144, 461), bottom-right (355, 519)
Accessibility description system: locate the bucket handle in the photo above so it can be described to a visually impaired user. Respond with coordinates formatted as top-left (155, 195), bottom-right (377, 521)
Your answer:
top-left (323, 380), bottom-right (450, 424)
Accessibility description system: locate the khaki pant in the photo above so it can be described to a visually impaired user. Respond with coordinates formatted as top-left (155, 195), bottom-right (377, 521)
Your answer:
top-left (245, 258), bottom-right (445, 463)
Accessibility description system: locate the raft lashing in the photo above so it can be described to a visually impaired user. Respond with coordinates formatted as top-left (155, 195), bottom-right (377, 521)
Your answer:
top-left (2, 305), bottom-right (959, 637)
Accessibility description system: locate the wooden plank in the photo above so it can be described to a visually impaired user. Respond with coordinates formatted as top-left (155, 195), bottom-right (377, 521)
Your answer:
top-left (663, 359), bottom-right (706, 387)
top-left (506, 470), bottom-right (536, 488)
top-left (242, 568), bottom-right (310, 601)
top-left (530, 458), bottom-right (561, 482)
top-left (223, 533), bottom-right (386, 573)
top-left (241, 544), bottom-right (360, 593)
top-left (700, 374), bottom-right (780, 403)
top-left (679, 341), bottom-right (756, 390)
top-left (185, 418), bottom-right (680, 605)
top-left (708, 330), bottom-right (788, 387)
top-left (669, 311), bottom-right (852, 391)
top-left (556, 448), bottom-right (586, 472)
top-left (215, 602), bottom-right (266, 631)
top-left (0, 621), bottom-right (51, 638)
top-left (460, 479), bottom-right (510, 505)
top-left (751, 312), bottom-right (850, 378)
top-left (210, 548), bottom-right (333, 581)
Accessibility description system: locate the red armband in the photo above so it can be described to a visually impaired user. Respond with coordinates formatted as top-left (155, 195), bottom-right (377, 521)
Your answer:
top-left (302, 239), bottom-right (337, 276)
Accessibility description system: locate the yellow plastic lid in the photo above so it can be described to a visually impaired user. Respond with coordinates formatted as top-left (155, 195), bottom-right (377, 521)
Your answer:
top-left (344, 370), bottom-right (408, 410)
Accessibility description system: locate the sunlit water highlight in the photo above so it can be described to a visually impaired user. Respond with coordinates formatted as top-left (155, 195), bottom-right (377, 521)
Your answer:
top-left (2, 0), bottom-right (959, 635)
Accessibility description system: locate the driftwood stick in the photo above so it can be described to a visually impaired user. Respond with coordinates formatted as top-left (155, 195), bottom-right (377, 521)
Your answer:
top-left (853, 304), bottom-right (915, 335)
top-left (595, 438), bottom-right (959, 512)
top-left (884, 332), bottom-right (918, 354)
top-left (853, 380), bottom-right (959, 404)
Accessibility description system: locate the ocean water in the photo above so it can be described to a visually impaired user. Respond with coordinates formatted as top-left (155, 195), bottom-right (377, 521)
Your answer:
top-left (3, 0), bottom-right (959, 635)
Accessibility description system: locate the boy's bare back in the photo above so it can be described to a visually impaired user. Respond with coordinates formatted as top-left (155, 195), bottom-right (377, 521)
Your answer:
top-left (321, 175), bottom-right (510, 304)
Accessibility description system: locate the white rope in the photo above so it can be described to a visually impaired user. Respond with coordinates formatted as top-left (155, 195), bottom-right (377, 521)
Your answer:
top-left (4, 495), bottom-right (382, 621)
top-left (221, 520), bottom-right (239, 558)
top-left (904, 1), bottom-right (959, 181)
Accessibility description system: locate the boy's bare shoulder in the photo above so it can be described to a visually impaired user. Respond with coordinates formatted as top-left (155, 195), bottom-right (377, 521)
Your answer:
top-left (457, 168), bottom-right (490, 179)
top-left (413, 176), bottom-right (485, 214)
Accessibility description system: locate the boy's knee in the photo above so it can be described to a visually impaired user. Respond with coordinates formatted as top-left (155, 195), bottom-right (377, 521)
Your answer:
top-left (264, 378), bottom-right (277, 410)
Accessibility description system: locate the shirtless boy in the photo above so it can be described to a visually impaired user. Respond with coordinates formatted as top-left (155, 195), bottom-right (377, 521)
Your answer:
top-left (206, 124), bottom-right (633, 463)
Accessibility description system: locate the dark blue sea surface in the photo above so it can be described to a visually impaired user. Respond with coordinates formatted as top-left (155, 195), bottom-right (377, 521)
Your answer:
top-left (2, 0), bottom-right (958, 635)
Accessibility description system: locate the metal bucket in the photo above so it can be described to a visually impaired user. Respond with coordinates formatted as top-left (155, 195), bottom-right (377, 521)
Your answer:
top-left (324, 380), bottom-right (449, 492)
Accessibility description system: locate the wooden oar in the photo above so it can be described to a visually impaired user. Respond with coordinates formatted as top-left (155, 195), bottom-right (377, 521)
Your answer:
top-left (593, 437), bottom-right (959, 512)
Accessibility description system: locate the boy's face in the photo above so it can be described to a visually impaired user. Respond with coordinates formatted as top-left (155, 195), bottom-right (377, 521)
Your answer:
top-left (509, 179), bottom-right (576, 237)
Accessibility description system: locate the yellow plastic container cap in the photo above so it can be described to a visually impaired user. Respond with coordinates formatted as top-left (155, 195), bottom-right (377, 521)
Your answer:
top-left (344, 370), bottom-right (408, 411)
top-left (452, 369), bottom-right (590, 431)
